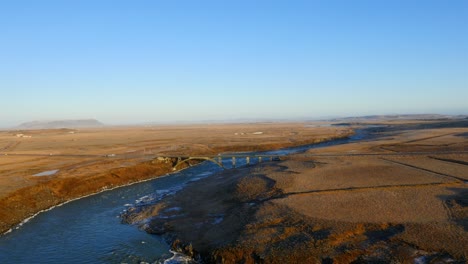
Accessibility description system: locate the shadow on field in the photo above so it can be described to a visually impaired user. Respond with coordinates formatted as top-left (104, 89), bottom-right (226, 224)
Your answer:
top-left (438, 187), bottom-right (468, 231)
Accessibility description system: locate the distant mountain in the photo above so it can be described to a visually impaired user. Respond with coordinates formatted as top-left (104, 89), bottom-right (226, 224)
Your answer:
top-left (17, 119), bottom-right (104, 129)
top-left (325, 114), bottom-right (466, 122)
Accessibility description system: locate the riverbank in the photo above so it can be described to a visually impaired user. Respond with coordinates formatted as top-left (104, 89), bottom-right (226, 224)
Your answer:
top-left (0, 157), bottom-right (181, 234)
top-left (0, 123), bottom-right (353, 234)
top-left (122, 124), bottom-right (468, 263)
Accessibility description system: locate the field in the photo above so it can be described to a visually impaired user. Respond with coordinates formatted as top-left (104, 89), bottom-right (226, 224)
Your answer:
top-left (122, 120), bottom-right (468, 263)
top-left (2, 119), bottom-right (467, 262)
top-left (0, 123), bottom-right (351, 233)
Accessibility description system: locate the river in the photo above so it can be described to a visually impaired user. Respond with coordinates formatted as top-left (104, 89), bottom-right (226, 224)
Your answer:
top-left (0, 128), bottom-right (369, 264)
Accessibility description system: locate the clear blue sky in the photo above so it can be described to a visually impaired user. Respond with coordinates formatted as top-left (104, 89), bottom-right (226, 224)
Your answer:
top-left (1, 0), bottom-right (467, 126)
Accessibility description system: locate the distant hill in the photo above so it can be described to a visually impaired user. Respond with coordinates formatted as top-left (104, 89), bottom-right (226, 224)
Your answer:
top-left (17, 119), bottom-right (104, 129)
top-left (325, 114), bottom-right (467, 122)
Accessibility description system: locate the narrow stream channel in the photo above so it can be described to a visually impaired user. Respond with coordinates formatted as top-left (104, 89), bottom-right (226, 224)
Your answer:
top-left (0, 128), bottom-right (370, 264)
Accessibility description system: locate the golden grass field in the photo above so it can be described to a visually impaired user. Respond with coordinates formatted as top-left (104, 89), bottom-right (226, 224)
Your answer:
top-left (121, 121), bottom-right (468, 263)
top-left (0, 123), bottom-right (351, 233)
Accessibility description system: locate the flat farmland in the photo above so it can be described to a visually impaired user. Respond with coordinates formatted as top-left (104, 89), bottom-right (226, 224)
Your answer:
top-left (0, 122), bottom-right (351, 233)
top-left (125, 121), bottom-right (468, 262)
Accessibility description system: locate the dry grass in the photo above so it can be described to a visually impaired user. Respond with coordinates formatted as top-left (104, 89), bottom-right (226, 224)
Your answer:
top-left (0, 123), bottom-right (350, 197)
top-left (2, 120), bottom-right (467, 261)
top-left (277, 156), bottom-right (454, 194)
top-left (275, 186), bottom-right (456, 222)
top-left (385, 156), bottom-right (468, 180)
top-left (0, 123), bottom-right (352, 233)
top-left (121, 123), bottom-right (468, 262)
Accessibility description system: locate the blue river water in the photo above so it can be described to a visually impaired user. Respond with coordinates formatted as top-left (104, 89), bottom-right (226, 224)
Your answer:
top-left (0, 129), bottom-right (367, 264)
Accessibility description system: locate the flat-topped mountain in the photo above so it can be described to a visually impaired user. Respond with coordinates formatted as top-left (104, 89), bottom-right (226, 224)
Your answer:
top-left (17, 119), bottom-right (104, 129)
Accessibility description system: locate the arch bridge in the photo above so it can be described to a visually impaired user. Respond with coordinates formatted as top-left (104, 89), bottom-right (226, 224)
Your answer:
top-left (167, 155), bottom-right (281, 170)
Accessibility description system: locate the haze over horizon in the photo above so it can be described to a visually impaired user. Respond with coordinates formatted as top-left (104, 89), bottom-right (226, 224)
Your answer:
top-left (1, 0), bottom-right (467, 127)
